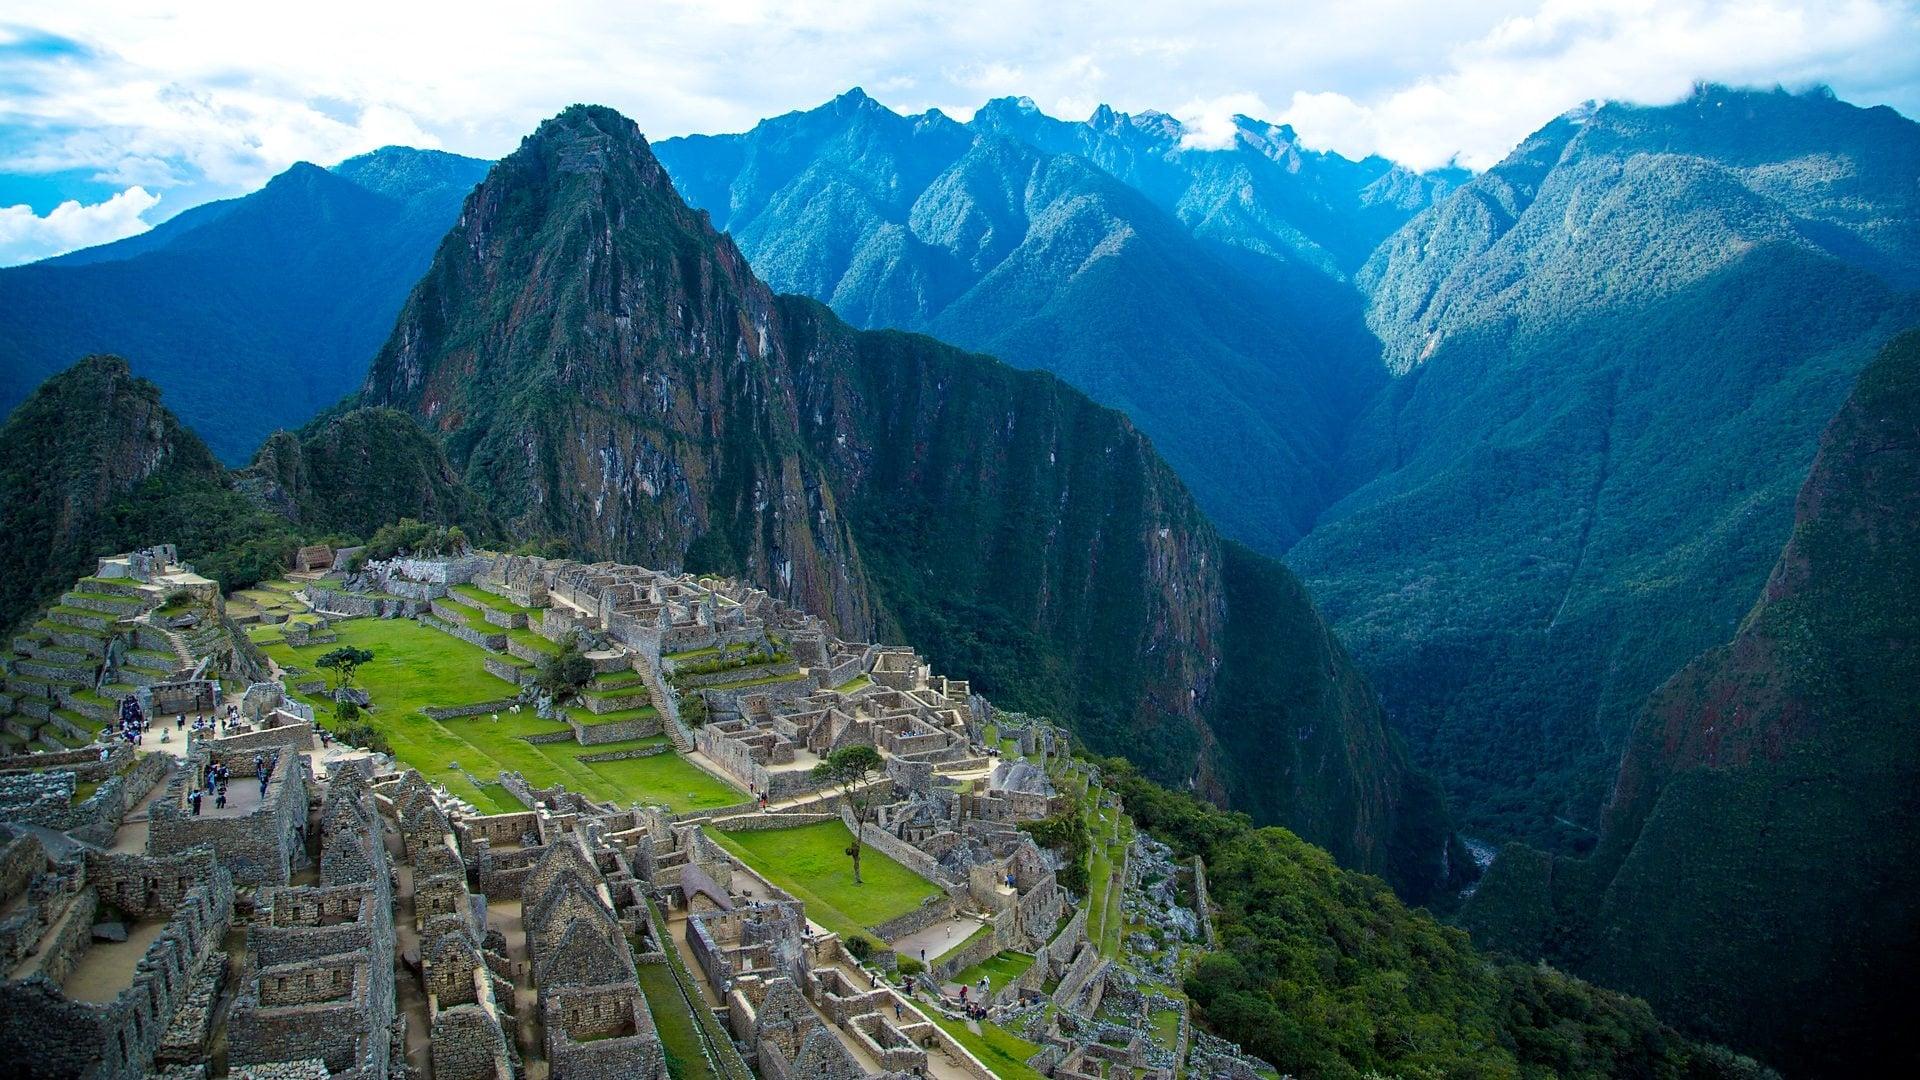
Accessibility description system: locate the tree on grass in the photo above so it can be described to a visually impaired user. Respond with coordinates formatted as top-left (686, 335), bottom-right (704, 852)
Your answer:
top-left (318, 646), bottom-right (374, 692)
top-left (535, 631), bottom-right (594, 702)
top-left (812, 743), bottom-right (885, 884)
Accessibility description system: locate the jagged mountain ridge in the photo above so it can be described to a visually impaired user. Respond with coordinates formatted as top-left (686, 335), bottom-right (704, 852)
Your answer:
top-left (653, 90), bottom-right (1453, 552)
top-left (362, 104), bottom-right (1465, 901)
top-left (1460, 330), bottom-right (1920, 1076)
top-left (1288, 85), bottom-right (1920, 849)
top-left (0, 147), bottom-right (489, 464)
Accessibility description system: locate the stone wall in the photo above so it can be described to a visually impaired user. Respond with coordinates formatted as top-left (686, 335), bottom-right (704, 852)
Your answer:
top-left (837, 803), bottom-right (955, 888)
top-left (148, 755), bottom-right (310, 888)
top-left (1192, 855), bottom-right (1217, 948)
top-left (569, 713), bottom-right (662, 746)
top-left (868, 895), bottom-right (959, 944)
top-left (0, 847), bottom-right (234, 1080)
top-left (422, 699), bottom-right (521, 722)
top-left (420, 612), bottom-right (506, 652)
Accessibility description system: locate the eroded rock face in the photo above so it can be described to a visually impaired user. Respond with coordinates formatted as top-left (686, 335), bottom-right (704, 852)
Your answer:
top-left (361, 105), bottom-right (1461, 901)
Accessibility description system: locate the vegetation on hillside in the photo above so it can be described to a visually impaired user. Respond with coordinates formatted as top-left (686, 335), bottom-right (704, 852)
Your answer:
top-left (1099, 757), bottom-right (1771, 1080)
top-left (1460, 330), bottom-right (1920, 1075)
top-left (1293, 86), bottom-right (1920, 851)
top-left (0, 148), bottom-right (489, 463)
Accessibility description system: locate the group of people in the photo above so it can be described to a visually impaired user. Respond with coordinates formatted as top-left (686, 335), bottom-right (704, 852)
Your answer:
top-left (189, 759), bottom-right (232, 815)
top-left (110, 696), bottom-right (149, 746)
top-left (747, 782), bottom-right (773, 812)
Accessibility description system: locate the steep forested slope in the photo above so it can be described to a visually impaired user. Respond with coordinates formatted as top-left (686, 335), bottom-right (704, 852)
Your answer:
top-left (1462, 330), bottom-right (1920, 1076)
top-left (362, 104), bottom-right (1465, 901)
top-left (655, 91), bottom-right (1446, 552)
top-left (0, 147), bottom-right (488, 463)
top-left (1289, 86), bottom-right (1920, 849)
top-left (1101, 758), bottom-right (1771, 1080)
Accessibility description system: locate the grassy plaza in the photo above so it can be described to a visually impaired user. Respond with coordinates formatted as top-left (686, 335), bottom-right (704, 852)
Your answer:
top-left (708, 819), bottom-right (942, 941)
top-left (250, 616), bottom-right (742, 813)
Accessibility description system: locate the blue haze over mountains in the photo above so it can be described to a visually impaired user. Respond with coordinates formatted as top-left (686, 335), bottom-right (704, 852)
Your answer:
top-left (2, 83), bottom-right (1916, 863)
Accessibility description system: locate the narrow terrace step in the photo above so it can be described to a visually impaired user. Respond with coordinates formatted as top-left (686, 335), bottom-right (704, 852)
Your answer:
top-left (62, 590), bottom-right (148, 617)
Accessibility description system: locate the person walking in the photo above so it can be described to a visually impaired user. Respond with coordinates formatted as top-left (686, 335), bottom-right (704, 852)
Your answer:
top-left (190, 788), bottom-right (203, 816)
top-left (214, 786), bottom-right (227, 811)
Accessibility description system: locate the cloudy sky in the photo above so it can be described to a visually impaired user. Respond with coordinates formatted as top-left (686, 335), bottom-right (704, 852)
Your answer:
top-left (1, 0), bottom-right (1916, 264)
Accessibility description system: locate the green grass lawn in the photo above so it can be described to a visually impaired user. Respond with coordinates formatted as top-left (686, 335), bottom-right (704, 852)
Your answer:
top-left (1149, 1006), bottom-right (1182, 1051)
top-left (635, 962), bottom-right (718, 1080)
top-left (709, 821), bottom-right (941, 941)
top-left (255, 617), bottom-right (742, 814)
top-left (928, 1012), bottom-right (1046, 1080)
top-left (954, 950), bottom-right (1035, 993)
top-left (832, 674), bottom-right (873, 693)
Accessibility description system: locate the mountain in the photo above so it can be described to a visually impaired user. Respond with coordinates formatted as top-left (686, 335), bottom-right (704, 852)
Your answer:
top-left (1287, 86), bottom-right (1920, 849)
top-left (0, 355), bottom-right (228, 631)
top-left (1461, 329), bottom-right (1920, 1076)
top-left (653, 90), bottom-right (1457, 552)
top-left (238, 406), bottom-right (497, 540)
top-left (362, 103), bottom-right (1466, 901)
top-left (0, 355), bottom-right (492, 634)
top-left (0, 147), bottom-right (489, 464)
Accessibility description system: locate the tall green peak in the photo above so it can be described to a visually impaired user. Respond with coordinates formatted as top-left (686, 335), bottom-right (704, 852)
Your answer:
top-left (364, 103), bottom-right (1466, 902)
top-left (0, 354), bottom-right (222, 630)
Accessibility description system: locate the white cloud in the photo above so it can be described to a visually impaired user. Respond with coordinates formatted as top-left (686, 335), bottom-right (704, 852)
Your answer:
top-left (0, 185), bottom-right (159, 265)
top-left (0, 0), bottom-right (1914, 217)
top-left (1175, 92), bottom-right (1273, 149)
top-left (1274, 0), bottom-right (1920, 169)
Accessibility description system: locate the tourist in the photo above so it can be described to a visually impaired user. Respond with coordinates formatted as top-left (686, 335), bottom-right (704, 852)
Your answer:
top-left (253, 753), bottom-right (264, 775)
top-left (215, 787), bottom-right (227, 810)
top-left (99, 745), bottom-right (110, 763)
top-left (190, 788), bottom-right (203, 816)
top-left (177, 713), bottom-right (184, 730)
top-left (260, 774), bottom-right (269, 798)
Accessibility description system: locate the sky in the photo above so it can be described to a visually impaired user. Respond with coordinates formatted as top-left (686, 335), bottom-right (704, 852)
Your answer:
top-left (0, 0), bottom-right (1916, 265)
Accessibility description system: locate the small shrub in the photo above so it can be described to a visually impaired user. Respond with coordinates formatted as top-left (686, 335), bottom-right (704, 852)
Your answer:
top-left (844, 934), bottom-right (875, 962)
top-left (334, 720), bottom-right (392, 757)
top-left (896, 956), bottom-right (924, 978)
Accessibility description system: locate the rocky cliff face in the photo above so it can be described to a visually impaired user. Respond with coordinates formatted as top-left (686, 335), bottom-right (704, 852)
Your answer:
top-left (1463, 330), bottom-right (1920, 1076)
top-left (0, 355), bottom-right (225, 631)
top-left (363, 105), bottom-right (1464, 900)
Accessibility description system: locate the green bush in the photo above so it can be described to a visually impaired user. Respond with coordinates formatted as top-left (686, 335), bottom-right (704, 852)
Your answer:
top-left (844, 934), bottom-right (874, 962)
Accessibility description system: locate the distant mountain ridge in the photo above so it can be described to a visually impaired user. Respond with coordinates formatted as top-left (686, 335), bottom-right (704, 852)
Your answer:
top-left (0, 146), bottom-right (489, 464)
top-left (653, 89), bottom-right (1461, 552)
top-left (1289, 85), bottom-right (1920, 849)
top-left (362, 104), bottom-right (1466, 901)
